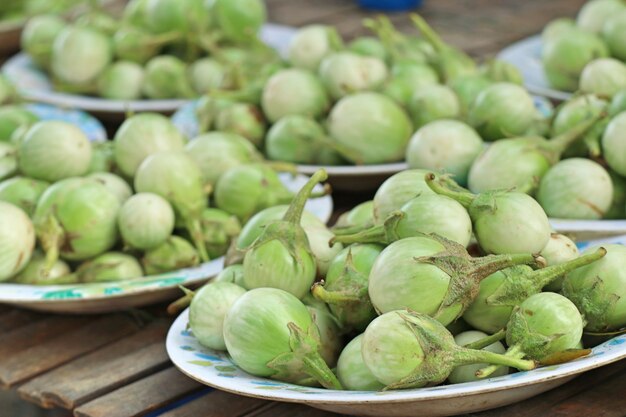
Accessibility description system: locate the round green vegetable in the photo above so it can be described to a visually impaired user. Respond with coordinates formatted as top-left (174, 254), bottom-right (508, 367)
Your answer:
top-left (408, 85), bottom-right (460, 130)
top-left (261, 68), bottom-right (330, 123)
top-left (118, 192), bottom-right (175, 250)
top-left (537, 158), bottom-right (613, 220)
top-left (327, 92), bottom-right (413, 164)
top-left (361, 310), bottom-right (535, 389)
top-left (114, 113), bottom-right (186, 178)
top-left (368, 235), bottom-right (540, 326)
top-left (427, 173), bottom-right (551, 254)
top-left (562, 244), bottom-right (626, 332)
top-left (336, 334), bottom-right (384, 391)
top-left (468, 82), bottom-right (535, 141)
top-left (189, 282), bottom-right (247, 350)
top-left (243, 170), bottom-right (326, 299)
top-left (0, 202), bottom-right (35, 281)
top-left (0, 177), bottom-right (48, 216)
top-left (407, 120), bottom-right (483, 186)
top-left (223, 287), bottom-right (342, 388)
top-left (19, 121), bottom-right (92, 182)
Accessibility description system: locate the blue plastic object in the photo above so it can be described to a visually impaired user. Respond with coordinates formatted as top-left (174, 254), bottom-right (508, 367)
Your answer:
top-left (357, 0), bottom-right (423, 11)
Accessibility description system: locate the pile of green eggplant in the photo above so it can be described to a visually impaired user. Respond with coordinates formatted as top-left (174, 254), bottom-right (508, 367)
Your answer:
top-left (542, 0), bottom-right (626, 94)
top-left (0, 104), bottom-right (332, 285)
top-left (19, 0), bottom-right (271, 100)
top-left (186, 168), bottom-right (625, 391)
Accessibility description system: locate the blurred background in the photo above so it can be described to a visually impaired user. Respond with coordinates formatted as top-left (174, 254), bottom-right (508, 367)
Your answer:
top-left (0, 0), bottom-right (587, 416)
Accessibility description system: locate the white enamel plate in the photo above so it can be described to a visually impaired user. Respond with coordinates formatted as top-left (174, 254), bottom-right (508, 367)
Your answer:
top-left (166, 234), bottom-right (626, 417)
top-left (0, 174), bottom-right (332, 314)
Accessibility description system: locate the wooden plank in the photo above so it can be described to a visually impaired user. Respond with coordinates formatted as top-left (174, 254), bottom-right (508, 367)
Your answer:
top-left (17, 321), bottom-right (171, 409)
top-left (0, 309), bottom-right (45, 333)
top-left (251, 402), bottom-right (343, 417)
top-left (0, 316), bottom-right (90, 359)
top-left (538, 371), bottom-right (626, 417)
top-left (74, 367), bottom-right (203, 417)
top-left (473, 359), bottom-right (626, 417)
top-left (0, 315), bottom-right (139, 388)
top-left (158, 390), bottom-right (270, 417)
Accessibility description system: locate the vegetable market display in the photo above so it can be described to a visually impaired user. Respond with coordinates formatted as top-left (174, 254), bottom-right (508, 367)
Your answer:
top-left (0, 110), bottom-right (330, 286)
top-left (0, 0), bottom-right (86, 25)
top-left (184, 168), bottom-right (626, 392)
top-left (16, 0), bottom-right (271, 101)
top-left (542, 0), bottom-right (626, 95)
top-left (0, 0), bottom-right (625, 404)
top-left (186, 14), bottom-right (537, 168)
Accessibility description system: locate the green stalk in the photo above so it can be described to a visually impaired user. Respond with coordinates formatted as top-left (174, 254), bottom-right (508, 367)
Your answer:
top-left (283, 169), bottom-right (328, 224)
top-left (267, 322), bottom-right (343, 390)
top-left (167, 286), bottom-right (195, 315)
top-left (469, 253), bottom-right (545, 279)
top-left (425, 173), bottom-right (475, 208)
top-left (39, 215), bottom-right (64, 276)
top-left (185, 218), bottom-right (210, 262)
top-left (455, 344), bottom-right (535, 371)
top-left (542, 113), bottom-right (603, 159)
top-left (463, 329), bottom-right (506, 350)
top-left (532, 248), bottom-right (606, 289)
top-left (475, 344), bottom-right (525, 378)
top-left (149, 31), bottom-right (183, 46)
top-left (331, 211), bottom-right (404, 245)
top-left (410, 14), bottom-right (447, 52)
top-left (311, 283), bottom-right (361, 304)
top-left (302, 354), bottom-right (343, 390)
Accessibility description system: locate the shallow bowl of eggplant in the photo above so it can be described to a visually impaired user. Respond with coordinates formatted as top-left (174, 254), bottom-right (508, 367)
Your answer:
top-left (0, 108), bottom-right (334, 313)
top-left (166, 166), bottom-right (626, 417)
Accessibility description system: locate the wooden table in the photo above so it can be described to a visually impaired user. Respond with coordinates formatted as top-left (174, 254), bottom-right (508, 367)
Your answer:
top-left (4, 0), bottom-right (626, 416)
top-left (1, 304), bottom-right (625, 417)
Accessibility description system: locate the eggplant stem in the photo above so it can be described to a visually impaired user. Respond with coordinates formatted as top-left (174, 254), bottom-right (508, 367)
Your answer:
top-left (471, 253), bottom-right (545, 280)
top-left (543, 113), bottom-right (603, 156)
top-left (283, 170), bottom-right (328, 224)
top-left (167, 286), bottom-right (196, 315)
top-left (331, 222), bottom-right (372, 236)
top-left (186, 218), bottom-right (210, 262)
top-left (475, 344), bottom-right (526, 378)
top-left (463, 329), bottom-right (506, 350)
top-left (462, 346), bottom-right (535, 374)
top-left (311, 283), bottom-right (361, 304)
top-left (149, 31), bottom-right (183, 46)
top-left (533, 248), bottom-right (606, 289)
top-left (410, 14), bottom-right (447, 52)
top-left (424, 173), bottom-right (475, 208)
top-left (39, 215), bottom-right (64, 276)
top-left (331, 211), bottom-right (404, 245)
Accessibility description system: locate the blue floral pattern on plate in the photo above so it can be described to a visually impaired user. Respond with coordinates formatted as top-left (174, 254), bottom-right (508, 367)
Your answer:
top-left (23, 103), bottom-right (107, 142)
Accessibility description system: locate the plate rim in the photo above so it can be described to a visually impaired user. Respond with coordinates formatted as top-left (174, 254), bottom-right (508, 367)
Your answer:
top-left (166, 308), bottom-right (626, 405)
